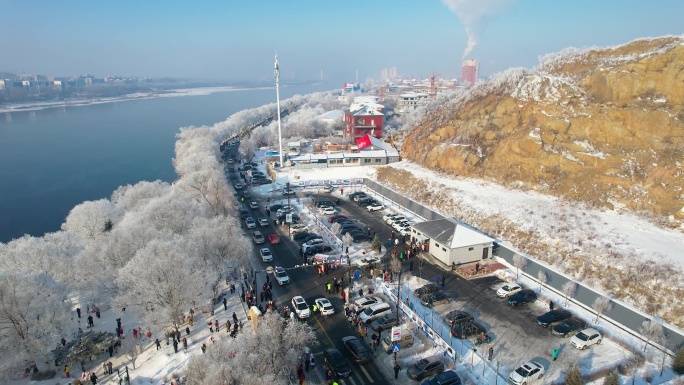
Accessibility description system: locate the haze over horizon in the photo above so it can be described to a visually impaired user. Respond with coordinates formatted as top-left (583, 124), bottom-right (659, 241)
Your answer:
top-left (2, 0), bottom-right (683, 82)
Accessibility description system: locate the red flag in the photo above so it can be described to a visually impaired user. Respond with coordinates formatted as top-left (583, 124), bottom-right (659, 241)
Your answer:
top-left (356, 135), bottom-right (372, 150)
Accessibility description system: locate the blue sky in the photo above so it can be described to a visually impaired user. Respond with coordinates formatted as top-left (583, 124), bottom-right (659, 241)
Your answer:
top-left (1, 0), bottom-right (683, 83)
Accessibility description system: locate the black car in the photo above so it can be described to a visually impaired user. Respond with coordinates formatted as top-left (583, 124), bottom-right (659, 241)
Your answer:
top-left (341, 336), bottom-right (371, 363)
top-left (415, 284), bottom-right (440, 296)
top-left (450, 320), bottom-right (486, 339)
top-left (300, 234), bottom-right (322, 244)
top-left (552, 318), bottom-right (585, 337)
top-left (508, 289), bottom-right (537, 306)
top-left (351, 234), bottom-right (372, 243)
top-left (341, 228), bottom-right (363, 236)
top-left (315, 200), bottom-right (335, 207)
top-left (357, 197), bottom-right (374, 205)
top-left (276, 213), bottom-right (300, 223)
top-left (444, 310), bottom-right (474, 325)
top-left (239, 209), bottom-right (251, 220)
top-left (421, 292), bottom-right (450, 307)
top-left (420, 370), bottom-right (461, 385)
top-left (304, 244), bottom-right (333, 256)
top-left (293, 232), bottom-right (316, 242)
top-left (352, 194), bottom-right (368, 202)
top-left (407, 358), bottom-right (445, 381)
top-left (370, 314), bottom-right (398, 332)
top-left (269, 204), bottom-right (284, 212)
top-left (537, 309), bottom-right (572, 328)
top-left (348, 192), bottom-right (366, 199)
top-left (323, 348), bottom-right (352, 378)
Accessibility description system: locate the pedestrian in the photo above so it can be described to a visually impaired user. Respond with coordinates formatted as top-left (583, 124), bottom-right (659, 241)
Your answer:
top-left (442, 276), bottom-right (446, 287)
top-left (208, 321), bottom-right (214, 333)
top-left (341, 290), bottom-right (346, 302)
top-left (90, 371), bottom-right (98, 384)
top-left (226, 320), bottom-right (231, 332)
top-left (223, 297), bottom-right (227, 311)
top-left (233, 312), bottom-right (238, 324)
top-left (108, 345), bottom-right (114, 357)
top-left (326, 282), bottom-right (331, 294)
top-left (348, 314), bottom-right (353, 325)
top-left (76, 308), bottom-right (81, 318)
top-left (488, 346), bottom-right (494, 360)
top-left (173, 339), bottom-right (178, 353)
top-left (304, 355), bottom-right (310, 372)
top-left (107, 361), bottom-right (113, 375)
top-left (435, 275), bottom-right (440, 284)
top-left (133, 328), bottom-right (138, 339)
top-left (185, 326), bottom-right (190, 336)
top-left (182, 337), bottom-right (188, 350)
top-left (95, 308), bottom-right (101, 319)
top-left (309, 353), bottom-right (315, 371)
top-left (201, 343), bottom-right (207, 354)
top-left (394, 363), bottom-right (401, 379)
top-left (61, 337), bottom-right (67, 346)
top-left (64, 364), bottom-right (70, 378)
top-left (549, 300), bottom-right (554, 311)
top-left (359, 326), bottom-right (365, 339)
top-left (215, 320), bottom-right (219, 332)
top-left (552, 347), bottom-right (559, 361)
top-left (87, 315), bottom-right (94, 327)
top-left (155, 338), bottom-right (161, 350)
top-left (409, 260), bottom-right (414, 271)
top-left (102, 362), bottom-right (108, 376)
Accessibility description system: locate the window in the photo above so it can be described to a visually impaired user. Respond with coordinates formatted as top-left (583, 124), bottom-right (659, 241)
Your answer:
top-left (442, 247), bottom-right (446, 252)
top-left (375, 158), bottom-right (382, 163)
top-left (435, 243), bottom-right (440, 248)
top-left (364, 159), bottom-right (371, 164)
top-left (468, 247), bottom-right (474, 251)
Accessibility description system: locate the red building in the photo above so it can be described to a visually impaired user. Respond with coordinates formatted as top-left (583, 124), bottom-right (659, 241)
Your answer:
top-left (343, 106), bottom-right (384, 144)
top-left (462, 59), bottom-right (478, 86)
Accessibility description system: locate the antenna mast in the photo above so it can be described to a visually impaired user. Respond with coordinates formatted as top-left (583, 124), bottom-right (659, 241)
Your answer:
top-left (275, 54), bottom-right (283, 168)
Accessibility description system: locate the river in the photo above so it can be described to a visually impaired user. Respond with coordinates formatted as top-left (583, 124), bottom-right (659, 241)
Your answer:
top-left (0, 84), bottom-right (334, 243)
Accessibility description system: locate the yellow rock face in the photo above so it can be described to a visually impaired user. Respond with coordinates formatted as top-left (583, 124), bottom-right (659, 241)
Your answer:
top-left (402, 36), bottom-right (684, 218)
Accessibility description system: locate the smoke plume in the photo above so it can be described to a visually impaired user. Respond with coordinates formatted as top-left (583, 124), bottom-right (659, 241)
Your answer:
top-left (442, 0), bottom-right (513, 59)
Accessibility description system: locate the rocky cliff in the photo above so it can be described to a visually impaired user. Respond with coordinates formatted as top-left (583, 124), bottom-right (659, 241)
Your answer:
top-left (402, 36), bottom-right (684, 222)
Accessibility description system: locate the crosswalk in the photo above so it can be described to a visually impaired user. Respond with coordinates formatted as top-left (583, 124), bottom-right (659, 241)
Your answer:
top-left (309, 351), bottom-right (383, 385)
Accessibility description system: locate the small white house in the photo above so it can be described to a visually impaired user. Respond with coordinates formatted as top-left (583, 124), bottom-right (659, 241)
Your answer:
top-left (410, 218), bottom-right (493, 267)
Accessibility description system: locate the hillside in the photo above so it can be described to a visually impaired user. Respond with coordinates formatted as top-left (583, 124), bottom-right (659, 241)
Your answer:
top-left (402, 36), bottom-right (684, 223)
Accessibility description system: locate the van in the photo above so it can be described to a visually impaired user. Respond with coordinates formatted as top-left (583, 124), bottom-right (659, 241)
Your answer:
top-left (359, 303), bottom-right (392, 324)
top-left (380, 330), bottom-right (414, 353)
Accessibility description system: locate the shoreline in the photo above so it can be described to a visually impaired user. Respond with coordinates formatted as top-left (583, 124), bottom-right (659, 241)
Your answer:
top-left (0, 85), bottom-right (273, 114)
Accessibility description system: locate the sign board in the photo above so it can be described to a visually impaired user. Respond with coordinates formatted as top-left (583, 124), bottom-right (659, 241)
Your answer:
top-left (391, 326), bottom-right (402, 342)
top-left (392, 343), bottom-right (400, 353)
top-left (286, 213), bottom-right (292, 223)
top-left (353, 269), bottom-right (362, 282)
top-left (340, 258), bottom-right (348, 266)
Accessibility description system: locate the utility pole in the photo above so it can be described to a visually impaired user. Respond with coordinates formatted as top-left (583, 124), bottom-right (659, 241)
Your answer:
top-left (274, 54), bottom-right (283, 168)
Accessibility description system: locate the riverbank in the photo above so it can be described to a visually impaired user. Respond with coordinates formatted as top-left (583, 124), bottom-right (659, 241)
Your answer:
top-left (0, 85), bottom-right (272, 114)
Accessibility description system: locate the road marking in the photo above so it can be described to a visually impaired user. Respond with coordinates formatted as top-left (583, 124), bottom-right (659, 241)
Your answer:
top-left (344, 375), bottom-right (358, 385)
top-left (314, 316), bottom-right (335, 347)
top-left (358, 364), bottom-right (374, 383)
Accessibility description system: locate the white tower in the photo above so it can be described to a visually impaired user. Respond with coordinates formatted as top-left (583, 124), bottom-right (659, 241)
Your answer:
top-left (275, 54), bottom-right (284, 167)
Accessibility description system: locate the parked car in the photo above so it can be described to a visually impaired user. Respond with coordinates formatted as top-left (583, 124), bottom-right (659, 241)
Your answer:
top-left (252, 231), bottom-right (265, 244)
top-left (290, 224), bottom-right (309, 234)
top-left (245, 217), bottom-right (256, 229)
top-left (234, 183), bottom-right (243, 190)
top-left (366, 203), bottom-right (384, 212)
top-left (370, 314), bottom-right (398, 332)
top-left (570, 328), bottom-right (602, 349)
top-left (323, 348), bottom-right (352, 378)
top-left (351, 233), bottom-right (373, 243)
top-left (268, 233), bottom-right (281, 244)
top-left (420, 370), bottom-right (462, 385)
top-left (300, 234), bottom-right (322, 244)
top-left (359, 303), bottom-right (392, 324)
top-left (380, 331), bottom-right (414, 353)
top-left (332, 217), bottom-right (353, 224)
top-left (293, 232), bottom-right (316, 242)
top-left (249, 201), bottom-right (259, 209)
top-left (258, 217), bottom-right (269, 227)
top-left (328, 214), bottom-right (348, 222)
top-left (321, 207), bottom-right (336, 215)
top-left (407, 358), bottom-right (444, 381)
top-left (444, 310), bottom-right (474, 325)
top-left (352, 296), bottom-right (383, 312)
top-left (508, 361), bottom-right (545, 385)
top-left (291, 296), bottom-right (310, 319)
top-left (304, 244), bottom-right (333, 256)
top-left (382, 213), bottom-right (399, 221)
top-left (537, 309), bottom-right (572, 328)
top-left (303, 238), bottom-right (325, 248)
top-left (315, 200), bottom-right (335, 208)
top-left (552, 318), bottom-right (585, 338)
top-left (323, 185), bottom-right (334, 193)
top-left (356, 257), bottom-right (380, 268)
top-left (421, 292), bottom-right (450, 307)
top-left (276, 213), bottom-right (300, 223)
top-left (341, 336), bottom-right (371, 363)
top-left (508, 289), bottom-right (537, 306)
top-left (450, 320), bottom-right (486, 339)
top-left (259, 247), bottom-right (273, 262)
top-left (348, 191), bottom-right (365, 199)
top-left (496, 283), bottom-right (522, 298)
top-left (274, 266), bottom-right (290, 285)
top-left (341, 228), bottom-right (363, 236)
top-left (351, 193), bottom-right (368, 202)
top-left (239, 209), bottom-right (251, 220)
top-left (315, 298), bottom-right (335, 316)
top-left (269, 204), bottom-right (285, 212)
top-left (415, 284), bottom-right (440, 296)
top-left (387, 215), bottom-right (407, 225)
top-left (282, 188), bottom-right (296, 195)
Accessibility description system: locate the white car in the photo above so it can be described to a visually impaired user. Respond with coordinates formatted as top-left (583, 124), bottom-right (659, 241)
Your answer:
top-left (283, 188), bottom-right (296, 196)
top-left (356, 257), bottom-right (380, 267)
top-left (496, 284), bottom-right (522, 298)
top-left (508, 361), bottom-right (545, 385)
top-left (274, 266), bottom-right (290, 285)
top-left (234, 183), bottom-right (243, 190)
top-left (290, 224), bottom-right (309, 234)
top-left (320, 207), bottom-right (336, 215)
top-left (291, 296), bottom-right (311, 319)
top-left (392, 221), bottom-right (410, 231)
top-left (259, 248), bottom-right (273, 262)
top-left (276, 207), bottom-right (293, 215)
top-left (315, 298), bottom-right (335, 316)
top-left (249, 201), bottom-right (259, 209)
top-left (303, 241), bottom-right (328, 254)
top-left (366, 203), bottom-right (384, 212)
top-left (352, 296), bottom-right (384, 312)
top-left (570, 328), bottom-right (602, 349)
top-left (398, 227), bottom-right (411, 237)
top-left (302, 238), bottom-right (325, 248)
top-left (245, 217), bottom-right (256, 229)
top-left (382, 213), bottom-right (398, 221)
top-left (387, 216), bottom-right (407, 225)
top-left (258, 217), bottom-right (269, 227)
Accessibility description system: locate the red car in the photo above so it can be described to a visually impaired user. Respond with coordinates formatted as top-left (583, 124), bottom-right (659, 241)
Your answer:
top-left (268, 234), bottom-right (281, 244)
top-left (328, 214), bottom-right (348, 223)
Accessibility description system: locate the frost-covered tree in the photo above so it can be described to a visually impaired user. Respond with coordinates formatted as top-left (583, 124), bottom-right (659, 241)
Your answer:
top-left (111, 180), bottom-right (171, 212)
top-left (121, 335), bottom-right (142, 369)
top-left (565, 363), bottom-right (584, 385)
top-left (562, 281), bottom-right (577, 307)
top-left (537, 270), bottom-right (547, 292)
top-left (115, 238), bottom-right (218, 334)
top-left (62, 198), bottom-right (122, 240)
top-left (513, 254), bottom-right (527, 280)
top-left (179, 169), bottom-right (234, 216)
top-left (184, 312), bottom-right (316, 385)
top-left (342, 233), bottom-right (353, 249)
top-left (639, 319), bottom-right (664, 352)
top-left (188, 216), bottom-right (251, 297)
top-left (673, 347), bottom-right (684, 375)
top-left (592, 296), bottom-right (613, 324)
top-left (0, 271), bottom-right (69, 373)
top-left (602, 370), bottom-right (619, 385)
top-left (137, 188), bottom-right (208, 234)
top-left (371, 235), bottom-right (381, 254)
top-left (330, 222), bottom-right (341, 236)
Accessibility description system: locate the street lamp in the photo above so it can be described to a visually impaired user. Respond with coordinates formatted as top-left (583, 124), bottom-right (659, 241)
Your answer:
top-left (274, 54), bottom-right (284, 168)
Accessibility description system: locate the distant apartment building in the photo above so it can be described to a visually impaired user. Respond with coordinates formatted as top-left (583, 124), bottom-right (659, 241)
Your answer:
top-left (462, 60), bottom-right (478, 86)
top-left (397, 92), bottom-right (429, 113)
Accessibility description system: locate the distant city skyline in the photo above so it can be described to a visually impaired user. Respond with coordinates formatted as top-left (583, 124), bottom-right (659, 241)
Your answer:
top-left (1, 1), bottom-right (683, 82)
